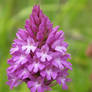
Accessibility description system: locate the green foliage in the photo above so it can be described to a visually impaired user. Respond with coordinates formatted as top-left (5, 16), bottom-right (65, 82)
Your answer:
top-left (0, 0), bottom-right (92, 92)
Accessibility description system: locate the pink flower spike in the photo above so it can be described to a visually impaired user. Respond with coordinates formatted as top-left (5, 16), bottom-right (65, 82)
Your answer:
top-left (7, 5), bottom-right (72, 92)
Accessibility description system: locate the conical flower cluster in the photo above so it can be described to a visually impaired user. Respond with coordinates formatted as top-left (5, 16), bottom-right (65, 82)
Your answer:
top-left (7, 5), bottom-right (72, 92)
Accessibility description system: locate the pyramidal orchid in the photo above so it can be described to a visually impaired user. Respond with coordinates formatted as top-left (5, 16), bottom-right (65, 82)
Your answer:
top-left (7, 5), bottom-right (72, 92)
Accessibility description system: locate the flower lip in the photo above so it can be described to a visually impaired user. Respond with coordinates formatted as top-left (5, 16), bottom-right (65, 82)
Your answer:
top-left (36, 44), bottom-right (52, 62)
top-left (22, 37), bottom-right (38, 54)
top-left (35, 82), bottom-right (41, 88)
top-left (28, 57), bottom-right (45, 73)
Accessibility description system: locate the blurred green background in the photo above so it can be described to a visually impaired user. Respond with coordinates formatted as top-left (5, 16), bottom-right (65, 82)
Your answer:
top-left (0, 0), bottom-right (92, 92)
